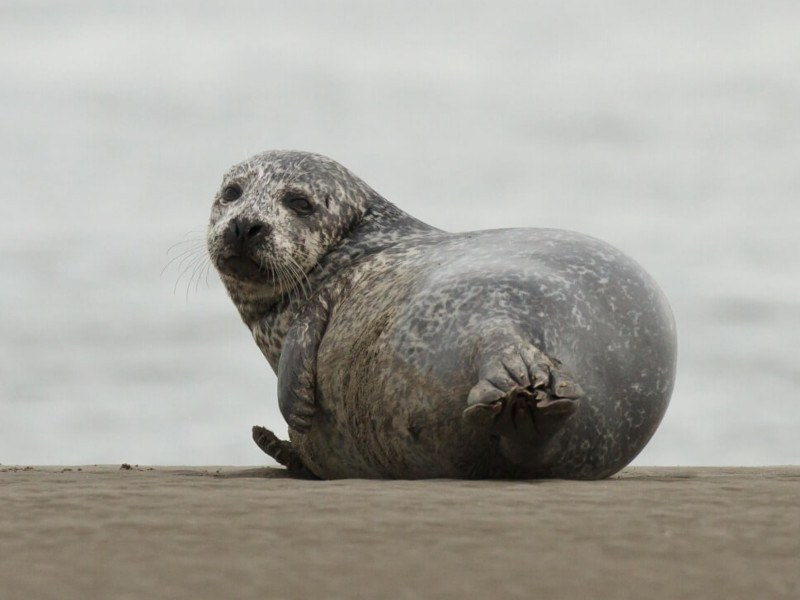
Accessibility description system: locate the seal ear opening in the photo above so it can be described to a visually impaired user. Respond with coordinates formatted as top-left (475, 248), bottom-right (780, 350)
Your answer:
top-left (324, 194), bottom-right (330, 209)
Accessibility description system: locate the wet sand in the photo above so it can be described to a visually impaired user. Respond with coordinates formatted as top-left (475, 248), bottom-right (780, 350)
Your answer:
top-left (1, 466), bottom-right (798, 599)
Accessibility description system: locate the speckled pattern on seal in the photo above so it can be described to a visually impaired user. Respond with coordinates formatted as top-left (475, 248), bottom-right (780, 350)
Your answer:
top-left (207, 150), bottom-right (677, 479)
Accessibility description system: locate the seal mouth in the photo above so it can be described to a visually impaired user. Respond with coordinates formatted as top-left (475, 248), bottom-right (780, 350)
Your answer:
top-left (219, 254), bottom-right (274, 282)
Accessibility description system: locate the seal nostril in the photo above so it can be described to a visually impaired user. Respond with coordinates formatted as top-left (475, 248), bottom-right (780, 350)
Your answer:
top-left (228, 220), bottom-right (242, 239)
top-left (224, 218), bottom-right (266, 249)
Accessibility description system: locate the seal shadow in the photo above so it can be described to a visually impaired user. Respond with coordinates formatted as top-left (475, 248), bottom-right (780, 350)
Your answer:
top-left (212, 467), bottom-right (317, 480)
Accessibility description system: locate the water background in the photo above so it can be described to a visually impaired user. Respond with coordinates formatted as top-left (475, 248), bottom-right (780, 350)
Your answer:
top-left (1, 0), bottom-right (798, 466)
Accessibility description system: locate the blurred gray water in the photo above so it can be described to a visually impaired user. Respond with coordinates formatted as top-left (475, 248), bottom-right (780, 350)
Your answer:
top-left (1, 0), bottom-right (798, 466)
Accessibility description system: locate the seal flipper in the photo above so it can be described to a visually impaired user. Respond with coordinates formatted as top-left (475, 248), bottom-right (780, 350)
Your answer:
top-left (462, 344), bottom-right (583, 449)
top-left (252, 425), bottom-right (317, 477)
top-left (276, 289), bottom-right (333, 433)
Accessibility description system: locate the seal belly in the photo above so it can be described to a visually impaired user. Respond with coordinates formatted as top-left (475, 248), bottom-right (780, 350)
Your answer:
top-left (306, 229), bottom-right (676, 479)
top-left (308, 259), bottom-right (476, 478)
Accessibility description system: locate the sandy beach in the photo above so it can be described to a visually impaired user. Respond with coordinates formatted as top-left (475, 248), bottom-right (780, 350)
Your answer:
top-left (1, 466), bottom-right (797, 599)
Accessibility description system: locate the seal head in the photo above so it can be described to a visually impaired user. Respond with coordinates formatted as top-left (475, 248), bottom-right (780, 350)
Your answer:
top-left (207, 151), bottom-right (371, 322)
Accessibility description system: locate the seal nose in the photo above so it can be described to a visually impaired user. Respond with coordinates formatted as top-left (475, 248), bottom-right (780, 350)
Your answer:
top-left (224, 217), bottom-right (269, 251)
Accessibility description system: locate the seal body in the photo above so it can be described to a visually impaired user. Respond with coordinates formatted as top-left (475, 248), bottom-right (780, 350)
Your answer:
top-left (207, 151), bottom-right (677, 479)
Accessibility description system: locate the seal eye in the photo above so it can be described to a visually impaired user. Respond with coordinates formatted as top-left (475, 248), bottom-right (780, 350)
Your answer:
top-left (221, 184), bottom-right (243, 203)
top-left (284, 194), bottom-right (314, 216)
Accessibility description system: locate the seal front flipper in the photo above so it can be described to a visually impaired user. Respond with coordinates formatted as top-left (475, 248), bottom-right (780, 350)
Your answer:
top-left (462, 342), bottom-right (583, 445)
top-left (276, 289), bottom-right (333, 433)
top-left (252, 425), bottom-right (317, 477)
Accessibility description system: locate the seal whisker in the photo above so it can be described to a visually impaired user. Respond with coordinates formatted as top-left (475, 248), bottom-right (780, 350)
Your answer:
top-left (176, 251), bottom-right (210, 299)
top-left (274, 261), bottom-right (292, 301)
top-left (172, 253), bottom-right (202, 295)
top-left (164, 232), bottom-right (207, 259)
top-left (279, 245), bottom-right (313, 299)
top-left (283, 254), bottom-right (312, 301)
top-left (282, 261), bottom-right (303, 304)
top-left (161, 241), bottom-right (207, 277)
top-left (279, 258), bottom-right (306, 304)
top-left (171, 246), bottom-right (207, 274)
top-left (191, 254), bottom-right (213, 295)
top-left (273, 261), bottom-right (289, 299)
top-left (165, 234), bottom-right (206, 255)
top-left (179, 256), bottom-right (206, 299)
top-left (290, 257), bottom-right (313, 302)
top-left (262, 254), bottom-right (287, 298)
top-left (203, 257), bottom-right (214, 288)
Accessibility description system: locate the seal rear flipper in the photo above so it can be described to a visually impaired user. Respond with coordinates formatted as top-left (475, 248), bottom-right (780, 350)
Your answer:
top-left (462, 344), bottom-right (583, 453)
top-left (252, 425), bottom-right (318, 478)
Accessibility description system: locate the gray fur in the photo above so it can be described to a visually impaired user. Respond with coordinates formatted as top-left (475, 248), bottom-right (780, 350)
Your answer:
top-left (207, 150), bottom-right (677, 479)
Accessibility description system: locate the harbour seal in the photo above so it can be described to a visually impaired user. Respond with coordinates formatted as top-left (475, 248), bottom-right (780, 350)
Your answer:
top-left (207, 150), bottom-right (677, 479)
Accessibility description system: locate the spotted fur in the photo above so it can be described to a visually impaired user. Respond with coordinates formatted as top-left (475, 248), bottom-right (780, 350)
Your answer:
top-left (207, 151), bottom-right (677, 479)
